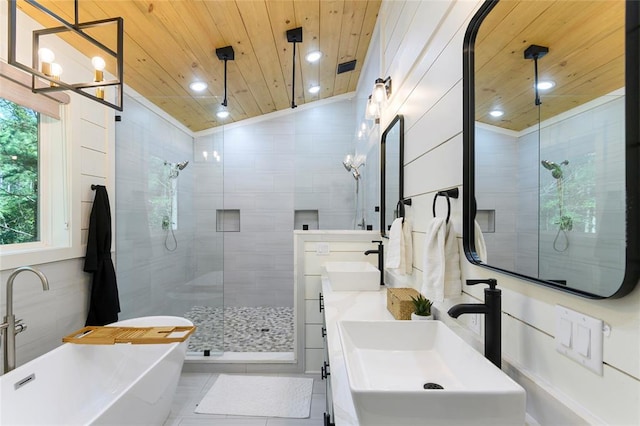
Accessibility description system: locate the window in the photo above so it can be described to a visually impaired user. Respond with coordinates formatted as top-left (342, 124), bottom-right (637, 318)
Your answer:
top-left (0, 93), bottom-right (72, 269)
top-left (0, 98), bottom-right (39, 245)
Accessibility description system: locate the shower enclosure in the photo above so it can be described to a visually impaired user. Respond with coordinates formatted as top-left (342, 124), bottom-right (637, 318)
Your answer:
top-left (115, 95), bottom-right (225, 356)
top-left (115, 95), bottom-right (357, 359)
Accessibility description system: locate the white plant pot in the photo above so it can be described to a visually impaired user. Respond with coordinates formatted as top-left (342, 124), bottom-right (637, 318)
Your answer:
top-left (411, 313), bottom-right (433, 320)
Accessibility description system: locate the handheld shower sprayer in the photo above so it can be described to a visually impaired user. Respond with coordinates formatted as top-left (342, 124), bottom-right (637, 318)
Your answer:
top-left (541, 159), bottom-right (572, 251)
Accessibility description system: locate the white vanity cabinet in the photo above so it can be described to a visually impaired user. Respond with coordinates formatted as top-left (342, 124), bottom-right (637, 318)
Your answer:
top-left (320, 292), bottom-right (335, 426)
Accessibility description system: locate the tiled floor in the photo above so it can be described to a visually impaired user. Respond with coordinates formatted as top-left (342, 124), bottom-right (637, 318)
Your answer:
top-left (164, 372), bottom-right (326, 426)
top-left (184, 306), bottom-right (295, 353)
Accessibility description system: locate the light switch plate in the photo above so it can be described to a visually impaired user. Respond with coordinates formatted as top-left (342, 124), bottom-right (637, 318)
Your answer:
top-left (555, 305), bottom-right (603, 375)
top-left (316, 243), bottom-right (330, 255)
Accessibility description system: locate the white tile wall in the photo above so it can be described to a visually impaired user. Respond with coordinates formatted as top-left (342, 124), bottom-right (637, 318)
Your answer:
top-left (115, 94), bottom-right (199, 321)
top-left (195, 99), bottom-right (358, 308)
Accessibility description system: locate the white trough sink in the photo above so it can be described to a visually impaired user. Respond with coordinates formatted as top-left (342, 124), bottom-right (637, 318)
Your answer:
top-left (337, 320), bottom-right (525, 426)
top-left (324, 261), bottom-right (380, 291)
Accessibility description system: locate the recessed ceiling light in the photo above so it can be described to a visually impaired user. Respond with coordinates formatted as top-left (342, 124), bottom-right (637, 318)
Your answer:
top-left (305, 50), bottom-right (322, 62)
top-left (308, 85), bottom-right (321, 94)
top-left (216, 110), bottom-right (230, 119)
top-left (536, 80), bottom-right (556, 90)
top-left (489, 110), bottom-right (504, 118)
top-left (189, 81), bottom-right (208, 92)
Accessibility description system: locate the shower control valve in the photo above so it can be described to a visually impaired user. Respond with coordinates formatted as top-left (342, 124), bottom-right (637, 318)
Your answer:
top-left (162, 216), bottom-right (171, 230)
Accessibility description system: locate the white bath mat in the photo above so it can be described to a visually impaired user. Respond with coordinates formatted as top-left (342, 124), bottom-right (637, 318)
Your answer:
top-left (195, 374), bottom-right (313, 418)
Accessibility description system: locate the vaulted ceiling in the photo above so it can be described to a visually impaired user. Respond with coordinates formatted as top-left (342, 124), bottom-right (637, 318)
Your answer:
top-left (20, 0), bottom-right (381, 132)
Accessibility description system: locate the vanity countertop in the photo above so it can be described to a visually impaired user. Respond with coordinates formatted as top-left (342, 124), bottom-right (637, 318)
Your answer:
top-left (321, 279), bottom-right (394, 425)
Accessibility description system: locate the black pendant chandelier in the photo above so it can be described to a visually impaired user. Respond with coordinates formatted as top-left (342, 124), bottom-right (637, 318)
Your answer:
top-left (286, 27), bottom-right (303, 109)
top-left (524, 44), bottom-right (549, 106)
top-left (7, 0), bottom-right (124, 111)
top-left (216, 45), bottom-right (235, 109)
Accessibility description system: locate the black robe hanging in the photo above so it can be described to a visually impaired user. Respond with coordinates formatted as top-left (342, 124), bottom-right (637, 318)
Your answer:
top-left (84, 185), bottom-right (120, 326)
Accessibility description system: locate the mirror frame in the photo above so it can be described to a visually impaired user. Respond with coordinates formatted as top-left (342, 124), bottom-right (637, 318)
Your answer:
top-left (462, 0), bottom-right (640, 299)
top-left (380, 114), bottom-right (404, 237)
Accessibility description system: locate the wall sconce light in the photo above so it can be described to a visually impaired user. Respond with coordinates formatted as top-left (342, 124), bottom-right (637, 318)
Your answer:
top-left (365, 95), bottom-right (380, 123)
top-left (373, 76), bottom-right (392, 104)
top-left (8, 0), bottom-right (124, 110)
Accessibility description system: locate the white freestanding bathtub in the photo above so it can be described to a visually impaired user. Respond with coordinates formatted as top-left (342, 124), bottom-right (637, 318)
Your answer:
top-left (0, 316), bottom-right (192, 425)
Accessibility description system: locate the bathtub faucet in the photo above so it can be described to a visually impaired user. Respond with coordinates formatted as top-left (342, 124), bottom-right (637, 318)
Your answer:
top-left (2, 266), bottom-right (49, 374)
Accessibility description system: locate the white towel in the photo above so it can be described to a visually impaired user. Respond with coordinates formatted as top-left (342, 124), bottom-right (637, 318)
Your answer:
top-left (443, 221), bottom-right (461, 298)
top-left (421, 218), bottom-right (447, 301)
top-left (385, 218), bottom-right (404, 269)
top-left (401, 218), bottom-right (413, 275)
top-left (474, 219), bottom-right (488, 263)
top-left (421, 218), bottom-right (461, 302)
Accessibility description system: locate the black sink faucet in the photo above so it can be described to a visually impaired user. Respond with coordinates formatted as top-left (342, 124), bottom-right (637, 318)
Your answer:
top-left (364, 240), bottom-right (384, 286)
top-left (448, 279), bottom-right (501, 368)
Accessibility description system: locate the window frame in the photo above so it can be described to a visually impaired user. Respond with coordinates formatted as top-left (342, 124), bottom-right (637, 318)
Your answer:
top-left (0, 101), bottom-right (75, 269)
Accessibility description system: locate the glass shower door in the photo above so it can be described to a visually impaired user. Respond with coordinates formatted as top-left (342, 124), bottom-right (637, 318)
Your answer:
top-left (184, 130), bottom-right (225, 356)
top-left (114, 93), bottom-right (224, 356)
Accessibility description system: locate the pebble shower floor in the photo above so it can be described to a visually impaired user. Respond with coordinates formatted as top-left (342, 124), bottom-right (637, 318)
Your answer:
top-left (184, 306), bottom-right (294, 353)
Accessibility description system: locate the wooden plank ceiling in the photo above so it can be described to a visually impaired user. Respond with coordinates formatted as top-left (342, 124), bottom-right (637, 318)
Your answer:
top-left (20, 0), bottom-right (381, 132)
top-left (475, 0), bottom-right (624, 132)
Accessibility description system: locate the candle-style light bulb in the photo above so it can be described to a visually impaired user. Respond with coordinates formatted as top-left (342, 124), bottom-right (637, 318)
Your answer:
top-left (38, 48), bottom-right (55, 76)
top-left (50, 63), bottom-right (62, 87)
top-left (91, 56), bottom-right (106, 81)
top-left (91, 56), bottom-right (106, 99)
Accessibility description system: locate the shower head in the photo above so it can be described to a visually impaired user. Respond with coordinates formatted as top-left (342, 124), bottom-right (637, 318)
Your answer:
top-left (541, 160), bottom-right (568, 179)
top-left (541, 160), bottom-right (556, 170)
top-left (165, 160), bottom-right (189, 179)
top-left (343, 155), bottom-right (354, 171)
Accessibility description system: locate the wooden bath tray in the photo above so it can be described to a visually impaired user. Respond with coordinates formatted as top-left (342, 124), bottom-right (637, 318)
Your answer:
top-left (62, 325), bottom-right (196, 345)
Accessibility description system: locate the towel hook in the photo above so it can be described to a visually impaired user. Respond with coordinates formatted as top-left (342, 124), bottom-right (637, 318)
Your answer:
top-left (432, 188), bottom-right (459, 224)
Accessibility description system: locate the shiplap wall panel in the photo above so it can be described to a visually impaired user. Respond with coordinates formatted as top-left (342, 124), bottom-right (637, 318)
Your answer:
top-left (79, 118), bottom-right (106, 153)
top-left (357, 0), bottom-right (640, 423)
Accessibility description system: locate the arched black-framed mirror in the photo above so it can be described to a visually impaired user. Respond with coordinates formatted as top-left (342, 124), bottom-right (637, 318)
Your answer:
top-left (380, 114), bottom-right (404, 237)
top-left (463, 0), bottom-right (640, 298)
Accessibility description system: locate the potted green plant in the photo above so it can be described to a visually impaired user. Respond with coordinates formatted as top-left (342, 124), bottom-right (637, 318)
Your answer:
top-left (410, 294), bottom-right (433, 320)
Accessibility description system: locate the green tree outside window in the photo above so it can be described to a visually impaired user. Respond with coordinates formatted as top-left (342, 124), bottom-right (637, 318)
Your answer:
top-left (0, 98), bottom-right (39, 245)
